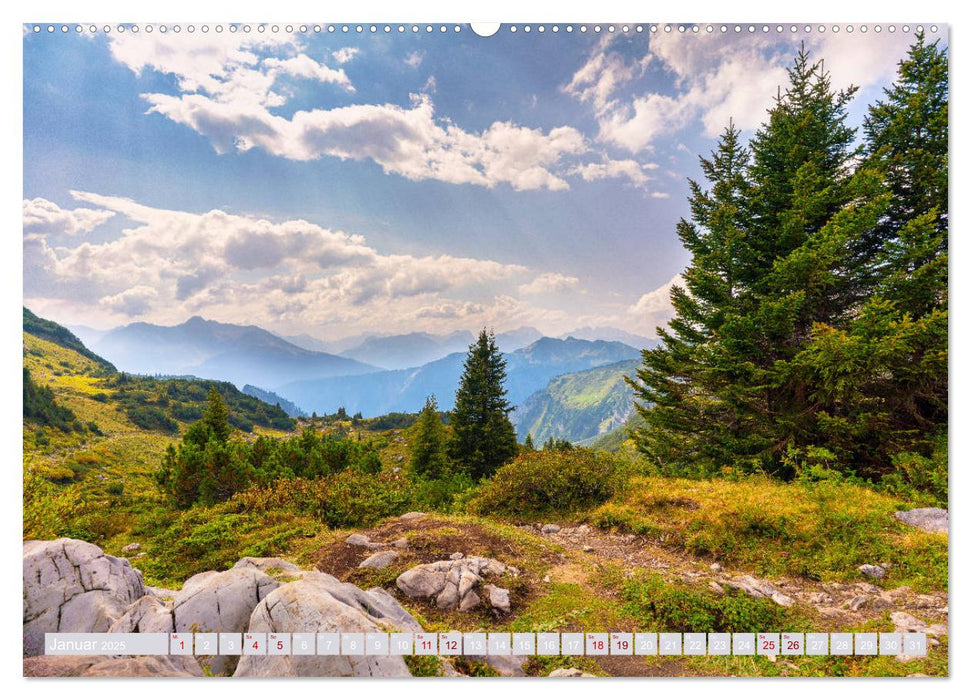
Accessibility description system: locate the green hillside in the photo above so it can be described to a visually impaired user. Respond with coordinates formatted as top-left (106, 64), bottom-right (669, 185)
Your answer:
top-left (512, 359), bottom-right (639, 445)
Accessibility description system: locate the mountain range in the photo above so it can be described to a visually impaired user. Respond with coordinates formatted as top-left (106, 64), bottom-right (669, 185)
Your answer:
top-left (275, 336), bottom-right (641, 417)
top-left (77, 316), bottom-right (376, 389)
top-left (282, 327), bottom-right (544, 370)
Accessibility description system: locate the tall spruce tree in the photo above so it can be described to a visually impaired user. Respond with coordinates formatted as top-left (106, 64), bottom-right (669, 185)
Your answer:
top-left (629, 122), bottom-right (753, 474)
top-left (632, 46), bottom-right (891, 476)
top-left (790, 34), bottom-right (948, 476)
top-left (410, 395), bottom-right (450, 480)
top-left (448, 329), bottom-right (518, 479)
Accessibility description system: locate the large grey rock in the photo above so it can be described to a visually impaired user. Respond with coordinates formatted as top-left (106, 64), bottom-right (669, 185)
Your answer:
top-left (396, 557), bottom-right (517, 612)
top-left (346, 533), bottom-right (371, 546)
top-left (234, 571), bottom-right (419, 677)
top-left (24, 654), bottom-right (204, 677)
top-left (173, 566), bottom-right (279, 675)
top-left (359, 551), bottom-right (398, 570)
top-left (484, 585), bottom-right (511, 612)
top-left (858, 564), bottom-right (886, 580)
top-left (894, 508), bottom-right (948, 534)
top-left (108, 595), bottom-right (174, 633)
top-left (549, 667), bottom-right (596, 677)
top-left (23, 539), bottom-right (145, 657)
top-left (890, 611), bottom-right (948, 638)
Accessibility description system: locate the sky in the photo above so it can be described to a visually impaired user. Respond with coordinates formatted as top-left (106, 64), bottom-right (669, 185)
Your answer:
top-left (22, 23), bottom-right (937, 341)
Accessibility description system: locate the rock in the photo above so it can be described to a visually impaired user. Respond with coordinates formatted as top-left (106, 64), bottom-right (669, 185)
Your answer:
top-left (392, 538), bottom-right (409, 549)
top-left (582, 545), bottom-right (594, 553)
top-left (173, 567), bottom-right (279, 675)
top-left (23, 539), bottom-right (145, 657)
top-left (398, 512), bottom-right (426, 521)
top-left (858, 564), bottom-right (886, 580)
top-left (121, 543), bottom-right (141, 553)
top-left (549, 667), bottom-right (596, 677)
top-left (145, 585), bottom-right (179, 601)
top-left (541, 524), bottom-right (561, 534)
top-left (359, 551), bottom-right (398, 570)
top-left (914, 594), bottom-right (942, 608)
top-left (709, 581), bottom-right (725, 595)
top-left (108, 595), bottom-right (174, 633)
top-left (234, 571), bottom-right (417, 677)
top-left (449, 552), bottom-right (465, 560)
top-left (542, 575), bottom-right (551, 583)
top-left (710, 563), bottom-right (723, 572)
top-left (857, 583), bottom-right (881, 594)
top-left (484, 585), bottom-right (511, 612)
top-left (233, 557), bottom-right (300, 573)
top-left (891, 611), bottom-right (948, 638)
top-left (474, 655), bottom-right (526, 676)
top-left (809, 592), bottom-right (834, 606)
top-left (894, 508), bottom-right (948, 534)
top-left (723, 575), bottom-right (792, 607)
top-left (346, 533), bottom-right (371, 546)
top-left (24, 655), bottom-right (204, 677)
top-left (395, 557), bottom-right (517, 612)
top-left (848, 595), bottom-right (869, 612)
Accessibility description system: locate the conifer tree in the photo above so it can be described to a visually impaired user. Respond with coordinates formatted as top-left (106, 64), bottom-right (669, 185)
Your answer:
top-left (410, 396), bottom-right (449, 480)
top-left (448, 329), bottom-right (518, 479)
top-left (523, 433), bottom-right (535, 451)
top-left (629, 122), bottom-right (752, 473)
top-left (202, 386), bottom-right (231, 443)
top-left (790, 34), bottom-right (948, 475)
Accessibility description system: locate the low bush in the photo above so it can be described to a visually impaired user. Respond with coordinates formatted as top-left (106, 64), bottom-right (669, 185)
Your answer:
top-left (622, 573), bottom-right (801, 632)
top-left (465, 448), bottom-right (626, 518)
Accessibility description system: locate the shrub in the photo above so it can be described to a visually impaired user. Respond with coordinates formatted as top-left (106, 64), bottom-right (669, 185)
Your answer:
top-left (126, 405), bottom-right (178, 433)
top-left (465, 449), bottom-right (625, 518)
top-left (227, 472), bottom-right (410, 528)
top-left (622, 573), bottom-right (800, 632)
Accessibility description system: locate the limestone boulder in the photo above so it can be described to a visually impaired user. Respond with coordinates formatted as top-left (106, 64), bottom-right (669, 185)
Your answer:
top-left (234, 571), bottom-right (419, 677)
top-left (108, 595), bottom-right (174, 633)
top-left (23, 539), bottom-right (145, 657)
top-left (894, 508), bottom-right (948, 534)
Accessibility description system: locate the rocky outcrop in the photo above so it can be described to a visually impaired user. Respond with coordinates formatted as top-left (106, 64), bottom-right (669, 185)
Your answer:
top-left (233, 571), bottom-right (420, 677)
top-left (396, 556), bottom-right (517, 612)
top-left (894, 508), bottom-right (948, 534)
top-left (549, 667), bottom-right (596, 677)
top-left (23, 539), bottom-right (145, 657)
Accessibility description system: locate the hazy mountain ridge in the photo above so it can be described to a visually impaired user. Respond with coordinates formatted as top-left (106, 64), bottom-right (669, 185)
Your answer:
top-left (87, 316), bottom-right (376, 388)
top-left (511, 359), bottom-right (640, 445)
top-left (276, 337), bottom-right (640, 417)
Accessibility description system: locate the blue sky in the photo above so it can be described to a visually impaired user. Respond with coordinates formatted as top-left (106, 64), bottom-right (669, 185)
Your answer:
top-left (22, 23), bottom-right (934, 341)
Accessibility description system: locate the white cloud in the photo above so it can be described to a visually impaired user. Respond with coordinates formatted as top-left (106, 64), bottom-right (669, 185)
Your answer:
top-left (105, 32), bottom-right (604, 191)
top-left (627, 273), bottom-right (682, 335)
top-left (22, 191), bottom-right (544, 334)
top-left (569, 157), bottom-right (658, 187)
top-left (568, 31), bottom-right (919, 153)
top-left (141, 89), bottom-right (586, 190)
top-left (518, 272), bottom-right (580, 296)
top-left (331, 47), bottom-right (359, 65)
top-left (404, 51), bottom-right (424, 68)
top-left (22, 198), bottom-right (115, 238)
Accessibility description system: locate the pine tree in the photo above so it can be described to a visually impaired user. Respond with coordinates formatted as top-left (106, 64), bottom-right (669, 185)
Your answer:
top-left (202, 386), bottom-right (231, 443)
top-left (448, 329), bottom-right (518, 479)
top-left (410, 396), bottom-right (449, 480)
top-left (523, 433), bottom-right (535, 451)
